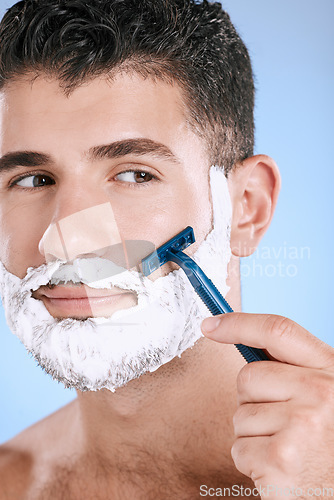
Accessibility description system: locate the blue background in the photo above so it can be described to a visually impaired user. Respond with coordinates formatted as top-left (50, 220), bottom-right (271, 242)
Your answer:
top-left (0, 0), bottom-right (333, 443)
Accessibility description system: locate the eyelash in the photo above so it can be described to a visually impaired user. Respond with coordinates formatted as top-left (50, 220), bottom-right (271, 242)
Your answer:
top-left (8, 169), bottom-right (158, 191)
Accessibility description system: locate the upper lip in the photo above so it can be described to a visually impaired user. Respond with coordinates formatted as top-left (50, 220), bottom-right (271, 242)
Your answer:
top-left (35, 284), bottom-right (131, 300)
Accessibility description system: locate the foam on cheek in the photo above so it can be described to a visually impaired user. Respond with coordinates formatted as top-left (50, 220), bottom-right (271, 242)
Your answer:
top-left (0, 166), bottom-right (232, 392)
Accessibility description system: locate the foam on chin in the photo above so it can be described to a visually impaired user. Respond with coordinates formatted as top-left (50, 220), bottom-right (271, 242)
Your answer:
top-left (0, 166), bottom-right (232, 392)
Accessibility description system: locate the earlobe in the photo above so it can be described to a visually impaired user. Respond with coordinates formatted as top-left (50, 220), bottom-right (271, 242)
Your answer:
top-left (229, 155), bottom-right (281, 257)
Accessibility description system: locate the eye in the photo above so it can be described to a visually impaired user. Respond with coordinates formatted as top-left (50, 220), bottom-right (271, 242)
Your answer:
top-left (12, 173), bottom-right (55, 189)
top-left (115, 170), bottom-right (154, 184)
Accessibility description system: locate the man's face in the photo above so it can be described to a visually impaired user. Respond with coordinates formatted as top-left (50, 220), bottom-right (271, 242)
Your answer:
top-left (0, 73), bottom-right (213, 318)
top-left (0, 73), bottom-right (235, 391)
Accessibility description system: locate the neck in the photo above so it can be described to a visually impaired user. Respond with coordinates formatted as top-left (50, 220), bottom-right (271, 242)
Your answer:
top-left (72, 261), bottom-right (246, 488)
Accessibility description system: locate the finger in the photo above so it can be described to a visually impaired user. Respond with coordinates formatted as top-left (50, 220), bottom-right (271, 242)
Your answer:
top-left (235, 361), bottom-right (328, 404)
top-left (231, 435), bottom-right (271, 480)
top-left (233, 402), bottom-right (289, 437)
top-left (231, 431), bottom-right (299, 486)
top-left (201, 313), bottom-right (334, 370)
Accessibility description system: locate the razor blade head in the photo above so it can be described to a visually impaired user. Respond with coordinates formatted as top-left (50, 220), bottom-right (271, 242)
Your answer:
top-left (141, 226), bottom-right (195, 276)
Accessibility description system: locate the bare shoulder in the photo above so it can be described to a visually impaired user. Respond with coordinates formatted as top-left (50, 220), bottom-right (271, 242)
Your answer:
top-left (0, 441), bottom-right (34, 499)
top-left (0, 399), bottom-right (78, 500)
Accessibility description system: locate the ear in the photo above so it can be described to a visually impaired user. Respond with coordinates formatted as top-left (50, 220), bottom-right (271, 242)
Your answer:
top-left (228, 155), bottom-right (281, 257)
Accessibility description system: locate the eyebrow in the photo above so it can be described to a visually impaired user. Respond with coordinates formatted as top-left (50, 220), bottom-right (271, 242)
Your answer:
top-left (0, 151), bottom-right (51, 174)
top-left (88, 138), bottom-right (181, 164)
top-left (0, 138), bottom-right (181, 174)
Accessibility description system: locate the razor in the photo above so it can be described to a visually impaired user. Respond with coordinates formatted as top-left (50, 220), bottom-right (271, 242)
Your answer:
top-left (142, 226), bottom-right (269, 363)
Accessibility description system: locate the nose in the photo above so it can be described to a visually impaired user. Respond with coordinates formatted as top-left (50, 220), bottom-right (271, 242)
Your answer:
top-left (39, 202), bottom-right (123, 263)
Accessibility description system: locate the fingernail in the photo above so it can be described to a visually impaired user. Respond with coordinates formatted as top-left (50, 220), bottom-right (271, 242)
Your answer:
top-left (201, 317), bottom-right (221, 334)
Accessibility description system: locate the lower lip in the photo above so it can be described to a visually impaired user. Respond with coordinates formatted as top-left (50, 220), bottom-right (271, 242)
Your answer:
top-left (42, 294), bottom-right (133, 316)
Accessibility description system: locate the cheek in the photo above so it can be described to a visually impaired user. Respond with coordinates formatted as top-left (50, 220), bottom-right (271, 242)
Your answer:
top-left (0, 199), bottom-right (46, 277)
top-left (109, 176), bottom-right (212, 254)
top-left (174, 171), bottom-right (213, 250)
top-left (108, 192), bottom-right (180, 247)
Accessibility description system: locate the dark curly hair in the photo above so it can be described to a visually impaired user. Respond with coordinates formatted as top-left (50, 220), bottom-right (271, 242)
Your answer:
top-left (0, 0), bottom-right (255, 173)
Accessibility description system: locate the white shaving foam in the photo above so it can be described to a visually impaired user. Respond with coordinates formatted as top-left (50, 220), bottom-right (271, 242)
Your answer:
top-left (0, 166), bottom-right (232, 391)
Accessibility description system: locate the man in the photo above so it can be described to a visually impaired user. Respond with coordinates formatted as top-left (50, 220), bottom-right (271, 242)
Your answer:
top-left (0, 1), bottom-right (333, 499)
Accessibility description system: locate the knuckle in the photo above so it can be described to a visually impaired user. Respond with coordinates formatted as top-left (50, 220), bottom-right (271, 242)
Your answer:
top-left (237, 364), bottom-right (253, 392)
top-left (233, 404), bottom-right (260, 436)
top-left (290, 407), bottom-right (322, 431)
top-left (264, 314), bottom-right (295, 341)
top-left (232, 405), bottom-right (247, 433)
top-left (231, 438), bottom-right (244, 464)
top-left (232, 438), bottom-right (260, 478)
top-left (314, 373), bottom-right (334, 405)
top-left (268, 437), bottom-right (299, 475)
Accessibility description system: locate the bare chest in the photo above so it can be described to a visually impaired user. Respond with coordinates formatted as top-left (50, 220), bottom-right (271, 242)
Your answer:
top-left (21, 467), bottom-right (257, 500)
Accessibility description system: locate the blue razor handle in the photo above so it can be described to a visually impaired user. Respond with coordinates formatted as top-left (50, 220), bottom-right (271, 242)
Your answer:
top-left (142, 227), bottom-right (270, 364)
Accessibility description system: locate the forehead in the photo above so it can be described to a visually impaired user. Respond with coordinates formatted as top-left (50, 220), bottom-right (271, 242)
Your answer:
top-left (0, 72), bottom-right (197, 157)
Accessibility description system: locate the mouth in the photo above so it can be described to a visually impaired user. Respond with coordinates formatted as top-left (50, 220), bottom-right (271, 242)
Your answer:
top-left (32, 282), bottom-right (137, 319)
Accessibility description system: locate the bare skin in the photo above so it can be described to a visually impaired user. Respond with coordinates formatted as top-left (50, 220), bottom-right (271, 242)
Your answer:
top-left (0, 73), bottom-right (281, 499)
